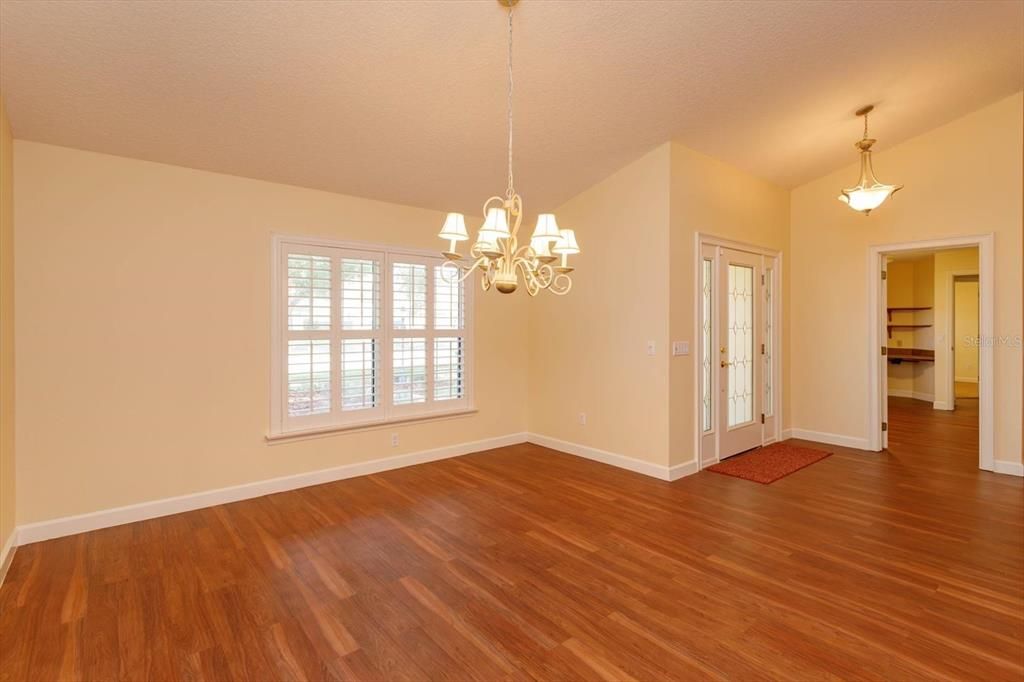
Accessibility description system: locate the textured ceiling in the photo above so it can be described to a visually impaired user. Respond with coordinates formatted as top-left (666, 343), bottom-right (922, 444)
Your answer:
top-left (1, 0), bottom-right (1021, 216)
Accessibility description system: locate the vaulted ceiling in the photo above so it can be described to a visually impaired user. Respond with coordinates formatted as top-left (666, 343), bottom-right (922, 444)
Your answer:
top-left (2, 0), bottom-right (1021, 215)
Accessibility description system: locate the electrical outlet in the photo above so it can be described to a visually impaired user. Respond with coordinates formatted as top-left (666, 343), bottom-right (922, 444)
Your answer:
top-left (391, 433), bottom-right (399, 447)
top-left (578, 412), bottom-right (587, 426)
top-left (646, 340), bottom-right (656, 356)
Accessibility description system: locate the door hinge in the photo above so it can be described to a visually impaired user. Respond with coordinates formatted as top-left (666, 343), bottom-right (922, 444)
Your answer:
top-left (882, 421), bottom-right (888, 432)
top-left (761, 343), bottom-right (765, 355)
top-left (881, 346), bottom-right (887, 356)
top-left (881, 270), bottom-right (887, 281)
top-left (761, 413), bottom-right (765, 424)
top-left (761, 274), bottom-right (765, 285)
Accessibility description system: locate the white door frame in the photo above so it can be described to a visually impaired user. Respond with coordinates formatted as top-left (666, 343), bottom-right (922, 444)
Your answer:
top-left (866, 233), bottom-right (994, 471)
top-left (694, 233), bottom-right (783, 468)
top-left (945, 271), bottom-right (979, 409)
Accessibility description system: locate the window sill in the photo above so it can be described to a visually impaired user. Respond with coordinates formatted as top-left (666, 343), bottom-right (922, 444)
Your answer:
top-left (265, 408), bottom-right (479, 444)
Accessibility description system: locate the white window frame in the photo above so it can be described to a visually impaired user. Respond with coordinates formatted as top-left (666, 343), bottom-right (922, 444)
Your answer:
top-left (269, 233), bottom-right (474, 438)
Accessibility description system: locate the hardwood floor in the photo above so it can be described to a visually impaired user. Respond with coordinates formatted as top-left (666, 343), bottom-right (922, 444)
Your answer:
top-left (2, 412), bottom-right (1021, 680)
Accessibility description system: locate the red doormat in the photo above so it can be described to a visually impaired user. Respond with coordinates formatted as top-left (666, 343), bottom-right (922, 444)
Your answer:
top-left (707, 443), bottom-right (831, 484)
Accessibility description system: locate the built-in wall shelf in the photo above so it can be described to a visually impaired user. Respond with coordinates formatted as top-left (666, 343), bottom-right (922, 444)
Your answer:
top-left (887, 306), bottom-right (932, 320)
top-left (887, 323), bottom-right (932, 338)
top-left (886, 306), bottom-right (932, 337)
top-left (887, 348), bottom-right (934, 363)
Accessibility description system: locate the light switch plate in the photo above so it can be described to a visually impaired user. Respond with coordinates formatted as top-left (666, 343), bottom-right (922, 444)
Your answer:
top-left (672, 341), bottom-right (689, 356)
top-left (646, 341), bottom-right (656, 356)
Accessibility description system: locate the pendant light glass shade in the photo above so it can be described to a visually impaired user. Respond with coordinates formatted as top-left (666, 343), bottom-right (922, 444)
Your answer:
top-left (838, 145), bottom-right (902, 213)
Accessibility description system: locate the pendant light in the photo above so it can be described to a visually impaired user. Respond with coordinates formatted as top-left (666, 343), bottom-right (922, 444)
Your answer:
top-left (838, 105), bottom-right (903, 215)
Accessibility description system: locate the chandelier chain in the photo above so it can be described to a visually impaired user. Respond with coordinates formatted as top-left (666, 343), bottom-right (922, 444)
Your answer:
top-left (506, 3), bottom-right (515, 199)
top-left (863, 110), bottom-right (869, 139)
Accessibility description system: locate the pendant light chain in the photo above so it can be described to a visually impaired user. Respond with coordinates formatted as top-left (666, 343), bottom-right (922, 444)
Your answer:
top-left (863, 110), bottom-right (869, 140)
top-left (505, 4), bottom-right (515, 199)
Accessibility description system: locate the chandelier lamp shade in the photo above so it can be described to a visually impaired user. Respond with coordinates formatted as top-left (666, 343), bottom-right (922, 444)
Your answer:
top-left (437, 0), bottom-right (579, 296)
top-left (838, 105), bottom-right (903, 215)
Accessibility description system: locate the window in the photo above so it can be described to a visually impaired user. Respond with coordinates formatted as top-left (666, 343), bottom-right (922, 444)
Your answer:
top-left (271, 236), bottom-right (472, 436)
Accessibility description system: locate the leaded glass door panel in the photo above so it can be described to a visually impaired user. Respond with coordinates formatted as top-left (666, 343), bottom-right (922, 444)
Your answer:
top-left (718, 248), bottom-right (763, 458)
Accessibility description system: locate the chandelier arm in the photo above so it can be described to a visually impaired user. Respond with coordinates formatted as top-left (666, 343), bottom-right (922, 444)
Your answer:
top-left (514, 258), bottom-right (541, 296)
top-left (480, 259), bottom-right (496, 291)
top-left (512, 244), bottom-right (534, 263)
top-left (547, 272), bottom-right (573, 296)
top-left (531, 262), bottom-right (555, 287)
top-left (440, 259), bottom-right (488, 285)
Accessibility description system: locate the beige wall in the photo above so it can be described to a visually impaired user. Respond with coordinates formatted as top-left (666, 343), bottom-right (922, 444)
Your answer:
top-left (14, 141), bottom-right (529, 524)
top-left (955, 280), bottom-right (980, 382)
top-left (668, 143), bottom-right (790, 466)
top-left (0, 96), bottom-right (14, 551)
top-left (526, 140), bottom-right (789, 469)
top-left (791, 92), bottom-right (1022, 462)
top-left (528, 144), bottom-right (672, 467)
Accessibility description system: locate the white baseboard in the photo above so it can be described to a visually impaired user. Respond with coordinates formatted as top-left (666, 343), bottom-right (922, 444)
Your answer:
top-left (993, 460), bottom-right (1024, 477)
top-left (933, 400), bottom-right (954, 411)
top-left (668, 459), bottom-right (700, 481)
top-left (526, 432), bottom-right (696, 482)
top-left (787, 428), bottom-right (871, 451)
top-left (0, 532), bottom-right (16, 588)
top-left (887, 389), bottom-right (934, 402)
top-left (15, 432), bottom-right (528, 545)
top-left (954, 376), bottom-right (978, 384)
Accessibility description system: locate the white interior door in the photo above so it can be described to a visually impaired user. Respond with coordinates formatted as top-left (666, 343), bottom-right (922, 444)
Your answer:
top-left (718, 248), bottom-right (763, 458)
top-left (880, 257), bottom-right (889, 449)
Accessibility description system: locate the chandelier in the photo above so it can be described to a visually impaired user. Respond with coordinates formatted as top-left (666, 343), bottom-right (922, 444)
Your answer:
top-left (437, 0), bottom-right (579, 295)
top-left (838, 105), bottom-right (903, 215)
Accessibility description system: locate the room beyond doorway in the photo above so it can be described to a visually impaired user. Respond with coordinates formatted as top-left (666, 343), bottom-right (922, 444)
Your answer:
top-left (868, 235), bottom-right (993, 471)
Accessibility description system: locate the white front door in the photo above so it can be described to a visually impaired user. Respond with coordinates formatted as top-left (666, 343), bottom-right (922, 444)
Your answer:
top-left (718, 248), bottom-right (763, 458)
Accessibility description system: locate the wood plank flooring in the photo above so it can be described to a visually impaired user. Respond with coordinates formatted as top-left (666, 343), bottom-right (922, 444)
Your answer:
top-left (2, 403), bottom-right (1021, 681)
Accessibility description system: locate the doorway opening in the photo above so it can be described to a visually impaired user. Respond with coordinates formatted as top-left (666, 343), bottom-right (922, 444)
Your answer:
top-left (695, 234), bottom-right (782, 469)
top-left (868, 235), bottom-right (993, 471)
top-left (952, 275), bottom-right (979, 403)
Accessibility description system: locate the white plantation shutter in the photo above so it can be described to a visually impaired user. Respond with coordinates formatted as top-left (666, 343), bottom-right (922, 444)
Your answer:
top-left (433, 265), bottom-right (465, 402)
top-left (285, 252), bottom-right (333, 426)
top-left (272, 237), bottom-right (472, 436)
top-left (337, 252), bottom-right (384, 423)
